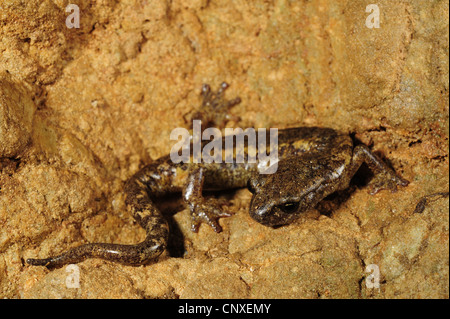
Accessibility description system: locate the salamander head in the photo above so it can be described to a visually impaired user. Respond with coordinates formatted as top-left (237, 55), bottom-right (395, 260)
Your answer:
top-left (249, 193), bottom-right (302, 227)
top-left (248, 157), bottom-right (337, 227)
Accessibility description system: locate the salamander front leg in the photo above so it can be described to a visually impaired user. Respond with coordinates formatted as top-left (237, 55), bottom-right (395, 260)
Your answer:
top-left (347, 145), bottom-right (409, 194)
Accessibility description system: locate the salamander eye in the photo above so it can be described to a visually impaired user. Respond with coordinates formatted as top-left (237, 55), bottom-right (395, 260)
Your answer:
top-left (279, 202), bottom-right (299, 214)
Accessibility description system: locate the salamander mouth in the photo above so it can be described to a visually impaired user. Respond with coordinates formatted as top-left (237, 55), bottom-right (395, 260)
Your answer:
top-left (248, 187), bottom-right (326, 227)
top-left (249, 197), bottom-right (302, 227)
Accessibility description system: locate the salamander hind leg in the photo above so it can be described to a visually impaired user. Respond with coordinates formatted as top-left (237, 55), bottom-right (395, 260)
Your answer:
top-left (183, 167), bottom-right (233, 233)
top-left (27, 169), bottom-right (169, 268)
top-left (185, 82), bottom-right (241, 129)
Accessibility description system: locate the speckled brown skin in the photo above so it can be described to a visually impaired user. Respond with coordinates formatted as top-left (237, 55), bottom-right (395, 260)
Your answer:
top-left (27, 83), bottom-right (408, 268)
top-left (26, 164), bottom-right (170, 267)
top-left (248, 133), bottom-right (409, 226)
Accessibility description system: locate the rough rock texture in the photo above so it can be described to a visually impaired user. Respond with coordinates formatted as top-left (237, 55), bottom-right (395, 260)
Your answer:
top-left (0, 73), bottom-right (36, 157)
top-left (0, 0), bottom-right (448, 298)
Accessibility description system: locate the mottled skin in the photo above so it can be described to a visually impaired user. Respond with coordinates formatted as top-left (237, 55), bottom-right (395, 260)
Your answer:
top-left (27, 83), bottom-right (408, 268)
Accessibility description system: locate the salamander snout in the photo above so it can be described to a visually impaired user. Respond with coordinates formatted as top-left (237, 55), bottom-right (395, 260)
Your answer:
top-left (249, 194), bottom-right (301, 227)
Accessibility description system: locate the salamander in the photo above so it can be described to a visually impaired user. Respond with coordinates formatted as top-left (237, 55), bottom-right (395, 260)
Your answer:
top-left (26, 82), bottom-right (408, 268)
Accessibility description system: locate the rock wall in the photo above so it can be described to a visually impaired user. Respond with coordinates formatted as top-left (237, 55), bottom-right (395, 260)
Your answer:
top-left (0, 0), bottom-right (448, 298)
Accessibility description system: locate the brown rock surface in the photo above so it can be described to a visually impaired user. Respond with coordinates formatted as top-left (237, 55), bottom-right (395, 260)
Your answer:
top-left (0, 0), bottom-right (448, 298)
